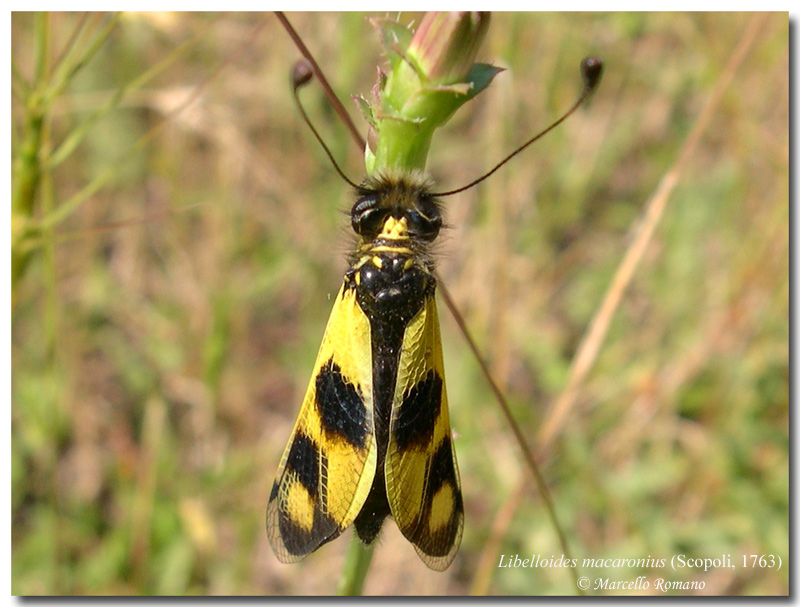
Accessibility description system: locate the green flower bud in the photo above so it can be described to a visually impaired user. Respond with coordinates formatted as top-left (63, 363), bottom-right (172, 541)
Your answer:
top-left (407, 12), bottom-right (490, 85)
top-left (364, 12), bottom-right (501, 174)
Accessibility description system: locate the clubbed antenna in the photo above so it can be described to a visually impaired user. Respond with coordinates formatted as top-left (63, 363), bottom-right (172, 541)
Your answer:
top-left (431, 56), bottom-right (605, 197)
top-left (290, 59), bottom-right (360, 189)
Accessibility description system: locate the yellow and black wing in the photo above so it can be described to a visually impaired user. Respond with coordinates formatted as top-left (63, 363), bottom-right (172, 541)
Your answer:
top-left (267, 284), bottom-right (377, 562)
top-left (385, 294), bottom-right (464, 571)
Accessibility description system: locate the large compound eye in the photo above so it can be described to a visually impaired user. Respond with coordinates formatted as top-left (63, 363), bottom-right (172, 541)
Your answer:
top-left (351, 195), bottom-right (386, 236)
top-left (406, 198), bottom-right (442, 241)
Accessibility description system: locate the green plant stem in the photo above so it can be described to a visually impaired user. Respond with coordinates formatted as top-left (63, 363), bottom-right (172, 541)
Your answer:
top-left (12, 101), bottom-right (44, 219)
top-left (337, 535), bottom-right (375, 596)
top-left (12, 14), bottom-right (49, 293)
top-left (13, 13), bottom-right (49, 218)
top-left (12, 102), bottom-right (44, 292)
top-left (371, 117), bottom-right (435, 173)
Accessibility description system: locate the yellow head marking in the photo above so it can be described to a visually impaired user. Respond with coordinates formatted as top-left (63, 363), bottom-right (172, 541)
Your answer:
top-left (369, 245), bottom-right (413, 255)
top-left (380, 216), bottom-right (409, 240)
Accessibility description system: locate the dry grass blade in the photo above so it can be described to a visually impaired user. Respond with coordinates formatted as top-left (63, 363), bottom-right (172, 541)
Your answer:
top-left (536, 13), bottom-right (770, 454)
top-left (473, 13), bottom-right (773, 593)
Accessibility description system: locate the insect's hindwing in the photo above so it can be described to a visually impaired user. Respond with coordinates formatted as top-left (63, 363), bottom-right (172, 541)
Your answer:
top-left (385, 294), bottom-right (464, 571)
top-left (267, 284), bottom-right (377, 563)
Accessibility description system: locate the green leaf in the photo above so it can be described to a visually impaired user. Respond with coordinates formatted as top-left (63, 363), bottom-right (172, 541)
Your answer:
top-left (465, 63), bottom-right (505, 99)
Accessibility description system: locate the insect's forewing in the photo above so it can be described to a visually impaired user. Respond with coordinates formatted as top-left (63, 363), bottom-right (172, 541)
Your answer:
top-left (267, 284), bottom-right (377, 562)
top-left (385, 294), bottom-right (464, 571)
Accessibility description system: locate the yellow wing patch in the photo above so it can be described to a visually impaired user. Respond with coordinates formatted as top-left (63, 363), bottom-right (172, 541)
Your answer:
top-left (267, 284), bottom-right (377, 563)
top-left (385, 295), bottom-right (464, 571)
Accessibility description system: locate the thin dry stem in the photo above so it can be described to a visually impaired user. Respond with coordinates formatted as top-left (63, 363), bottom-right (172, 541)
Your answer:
top-left (274, 12), bottom-right (366, 153)
top-left (437, 278), bottom-right (581, 591)
top-left (475, 14), bottom-right (770, 592)
top-left (536, 14), bottom-right (768, 454)
top-left (469, 482), bottom-right (525, 596)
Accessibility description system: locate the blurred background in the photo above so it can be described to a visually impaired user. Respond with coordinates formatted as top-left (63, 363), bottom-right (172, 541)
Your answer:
top-left (11, 12), bottom-right (788, 596)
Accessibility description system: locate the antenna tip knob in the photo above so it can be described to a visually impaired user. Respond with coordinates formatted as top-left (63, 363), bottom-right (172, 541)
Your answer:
top-left (291, 59), bottom-right (314, 90)
top-left (580, 56), bottom-right (604, 91)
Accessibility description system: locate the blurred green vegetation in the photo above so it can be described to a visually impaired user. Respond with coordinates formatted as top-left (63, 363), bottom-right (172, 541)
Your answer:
top-left (11, 12), bottom-right (788, 596)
